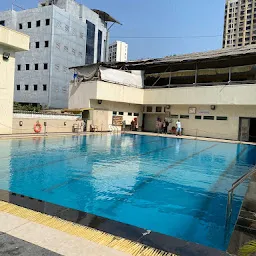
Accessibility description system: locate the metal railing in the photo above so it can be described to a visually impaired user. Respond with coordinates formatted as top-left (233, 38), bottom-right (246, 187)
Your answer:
top-left (225, 166), bottom-right (256, 232)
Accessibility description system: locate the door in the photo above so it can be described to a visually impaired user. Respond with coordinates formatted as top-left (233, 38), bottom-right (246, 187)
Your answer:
top-left (239, 118), bottom-right (250, 142)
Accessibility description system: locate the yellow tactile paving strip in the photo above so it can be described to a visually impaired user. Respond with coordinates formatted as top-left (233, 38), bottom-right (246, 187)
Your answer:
top-left (0, 201), bottom-right (177, 256)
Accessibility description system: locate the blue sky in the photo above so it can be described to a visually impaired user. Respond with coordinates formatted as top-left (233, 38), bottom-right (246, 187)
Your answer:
top-left (1, 0), bottom-right (225, 60)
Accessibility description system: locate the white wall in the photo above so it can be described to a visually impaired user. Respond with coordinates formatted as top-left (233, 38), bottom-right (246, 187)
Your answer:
top-left (144, 84), bottom-right (256, 106)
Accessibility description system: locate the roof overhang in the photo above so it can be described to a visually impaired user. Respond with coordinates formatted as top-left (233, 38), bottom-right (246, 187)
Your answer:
top-left (92, 9), bottom-right (122, 25)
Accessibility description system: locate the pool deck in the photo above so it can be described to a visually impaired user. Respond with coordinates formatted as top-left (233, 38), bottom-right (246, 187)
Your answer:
top-left (0, 211), bottom-right (129, 256)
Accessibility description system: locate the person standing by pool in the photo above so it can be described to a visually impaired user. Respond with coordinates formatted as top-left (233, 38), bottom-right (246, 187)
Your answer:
top-left (176, 120), bottom-right (182, 136)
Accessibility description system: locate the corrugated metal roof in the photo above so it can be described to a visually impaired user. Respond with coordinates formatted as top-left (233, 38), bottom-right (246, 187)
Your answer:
top-left (121, 45), bottom-right (256, 66)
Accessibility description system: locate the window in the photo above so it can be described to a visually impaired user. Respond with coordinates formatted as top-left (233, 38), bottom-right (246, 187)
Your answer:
top-left (56, 42), bottom-right (60, 49)
top-left (43, 84), bottom-right (47, 91)
top-left (25, 84), bottom-right (29, 91)
top-left (64, 46), bottom-right (68, 52)
top-left (65, 25), bottom-right (69, 32)
top-left (128, 112), bottom-right (132, 116)
top-left (35, 64), bottom-right (38, 70)
top-left (45, 41), bottom-right (49, 47)
top-left (19, 23), bottom-right (22, 29)
top-left (113, 111), bottom-right (117, 115)
top-left (156, 106), bottom-right (162, 112)
top-left (44, 63), bottom-right (48, 70)
top-left (97, 30), bottom-right (102, 62)
top-left (26, 64), bottom-right (30, 70)
top-left (146, 106), bottom-right (153, 112)
top-left (203, 116), bottom-right (215, 120)
top-left (217, 116), bottom-right (228, 121)
top-left (72, 49), bottom-right (76, 55)
top-left (45, 19), bottom-right (50, 26)
top-left (36, 20), bottom-right (40, 27)
top-left (134, 113), bottom-right (139, 116)
top-left (34, 84), bottom-right (38, 91)
top-left (180, 115), bottom-right (189, 119)
top-left (0, 20), bottom-right (5, 26)
top-left (170, 115), bottom-right (179, 118)
top-left (17, 65), bottom-right (21, 71)
top-left (119, 112), bottom-right (124, 115)
top-left (86, 20), bottom-right (95, 64)
top-left (16, 85), bottom-right (20, 91)
top-left (28, 22), bottom-right (31, 28)
top-left (35, 42), bottom-right (40, 48)
top-left (195, 116), bottom-right (202, 120)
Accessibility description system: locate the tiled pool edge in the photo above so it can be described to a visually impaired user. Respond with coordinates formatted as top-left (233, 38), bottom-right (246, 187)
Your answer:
top-left (0, 189), bottom-right (228, 256)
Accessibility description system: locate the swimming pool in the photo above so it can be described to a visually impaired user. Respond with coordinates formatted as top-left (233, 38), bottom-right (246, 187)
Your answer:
top-left (0, 134), bottom-right (255, 251)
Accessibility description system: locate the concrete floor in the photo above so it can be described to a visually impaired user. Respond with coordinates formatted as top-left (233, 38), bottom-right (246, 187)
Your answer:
top-left (0, 212), bottom-right (129, 256)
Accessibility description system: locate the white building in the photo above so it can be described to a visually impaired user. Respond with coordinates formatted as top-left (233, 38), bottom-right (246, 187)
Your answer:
top-left (0, 0), bottom-right (120, 109)
top-left (108, 41), bottom-right (128, 62)
top-left (69, 46), bottom-right (256, 143)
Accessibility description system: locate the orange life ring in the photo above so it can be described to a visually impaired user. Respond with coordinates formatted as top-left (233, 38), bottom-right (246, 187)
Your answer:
top-left (34, 122), bottom-right (42, 133)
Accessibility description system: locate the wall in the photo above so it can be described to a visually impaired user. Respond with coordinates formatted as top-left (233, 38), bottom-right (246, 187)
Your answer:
top-left (0, 26), bottom-right (29, 135)
top-left (12, 116), bottom-right (83, 134)
top-left (144, 84), bottom-right (256, 106)
top-left (143, 105), bottom-right (256, 140)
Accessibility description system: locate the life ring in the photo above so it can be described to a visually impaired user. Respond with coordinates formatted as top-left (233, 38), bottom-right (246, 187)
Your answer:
top-left (34, 122), bottom-right (42, 133)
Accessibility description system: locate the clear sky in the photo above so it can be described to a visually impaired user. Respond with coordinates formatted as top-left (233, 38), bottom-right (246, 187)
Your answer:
top-left (1, 0), bottom-right (225, 60)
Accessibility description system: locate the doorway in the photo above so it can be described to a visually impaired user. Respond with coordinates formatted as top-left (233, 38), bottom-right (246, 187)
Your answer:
top-left (249, 118), bottom-right (256, 142)
top-left (239, 118), bottom-right (256, 142)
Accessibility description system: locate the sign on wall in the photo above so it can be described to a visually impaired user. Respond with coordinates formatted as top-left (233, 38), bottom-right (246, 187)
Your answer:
top-left (188, 107), bottom-right (197, 114)
top-left (112, 116), bottom-right (123, 126)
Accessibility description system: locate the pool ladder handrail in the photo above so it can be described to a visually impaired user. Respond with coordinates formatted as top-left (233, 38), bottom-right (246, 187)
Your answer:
top-left (225, 166), bottom-right (256, 230)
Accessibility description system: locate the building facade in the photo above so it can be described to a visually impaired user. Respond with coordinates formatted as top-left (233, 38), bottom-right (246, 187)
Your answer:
top-left (108, 41), bottom-right (128, 62)
top-left (0, 26), bottom-right (29, 134)
top-left (0, 0), bottom-right (117, 108)
top-left (69, 46), bottom-right (256, 142)
top-left (223, 0), bottom-right (256, 48)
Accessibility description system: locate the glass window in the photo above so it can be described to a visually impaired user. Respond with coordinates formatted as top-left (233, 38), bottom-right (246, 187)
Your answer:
top-left (0, 20), bottom-right (5, 26)
top-left (34, 84), bottom-right (38, 91)
top-left (28, 22), bottom-right (31, 28)
top-left (113, 111), bottom-right (117, 115)
top-left (156, 107), bottom-right (162, 112)
top-left (16, 85), bottom-right (20, 91)
top-left (44, 63), bottom-right (48, 70)
top-left (180, 115), bottom-right (189, 119)
top-left (119, 112), bottom-right (124, 115)
top-left (45, 19), bottom-right (50, 26)
top-left (195, 116), bottom-right (202, 120)
top-left (19, 23), bottom-right (22, 29)
top-left (134, 113), bottom-right (139, 116)
top-left (43, 84), bottom-right (47, 91)
top-left (128, 112), bottom-right (132, 116)
top-left (35, 42), bottom-right (40, 48)
top-left (26, 64), bottom-right (30, 70)
top-left (36, 20), bottom-right (40, 27)
top-left (97, 30), bottom-right (102, 62)
top-left (25, 85), bottom-right (29, 91)
top-left (17, 65), bottom-right (21, 71)
top-left (86, 20), bottom-right (95, 64)
top-left (146, 106), bottom-right (153, 112)
top-left (35, 64), bottom-right (38, 70)
top-left (170, 115), bottom-right (179, 118)
top-left (203, 116), bottom-right (215, 120)
top-left (45, 41), bottom-right (49, 47)
top-left (217, 116), bottom-right (228, 121)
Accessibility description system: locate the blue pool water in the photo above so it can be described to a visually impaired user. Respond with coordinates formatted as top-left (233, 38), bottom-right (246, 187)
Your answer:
top-left (0, 134), bottom-right (256, 250)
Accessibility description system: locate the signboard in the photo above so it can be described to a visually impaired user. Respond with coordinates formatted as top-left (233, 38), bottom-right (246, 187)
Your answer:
top-left (112, 116), bottom-right (123, 126)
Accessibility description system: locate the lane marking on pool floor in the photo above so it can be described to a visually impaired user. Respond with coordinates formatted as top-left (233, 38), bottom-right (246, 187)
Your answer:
top-left (0, 201), bottom-right (177, 256)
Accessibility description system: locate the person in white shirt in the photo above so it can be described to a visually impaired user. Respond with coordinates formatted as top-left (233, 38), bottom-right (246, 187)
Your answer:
top-left (176, 120), bottom-right (182, 136)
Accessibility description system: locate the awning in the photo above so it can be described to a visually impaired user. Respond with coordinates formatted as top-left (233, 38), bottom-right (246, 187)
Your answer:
top-left (92, 9), bottom-right (122, 25)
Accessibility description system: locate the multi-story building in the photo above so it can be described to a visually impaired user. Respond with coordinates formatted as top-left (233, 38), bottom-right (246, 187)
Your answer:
top-left (108, 41), bottom-right (128, 62)
top-left (0, 0), bottom-right (119, 108)
top-left (223, 0), bottom-right (256, 48)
